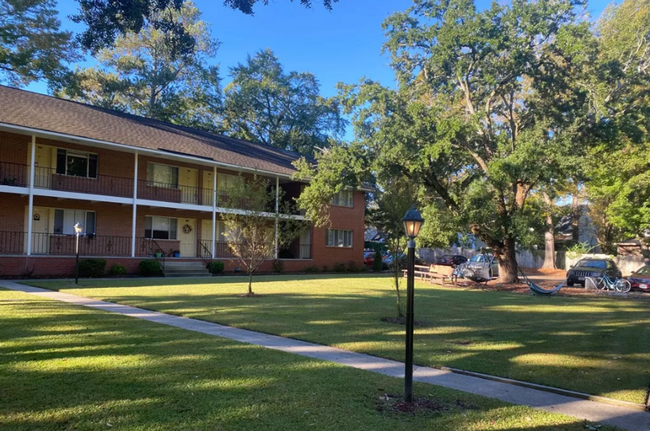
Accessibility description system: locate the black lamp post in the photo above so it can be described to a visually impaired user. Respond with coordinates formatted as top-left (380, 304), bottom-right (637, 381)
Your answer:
top-left (74, 222), bottom-right (82, 284)
top-left (402, 205), bottom-right (424, 403)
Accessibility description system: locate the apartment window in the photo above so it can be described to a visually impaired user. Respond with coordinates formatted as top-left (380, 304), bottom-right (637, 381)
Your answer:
top-left (56, 149), bottom-right (98, 178)
top-left (147, 163), bottom-right (179, 188)
top-left (53, 209), bottom-right (96, 235)
top-left (145, 216), bottom-right (178, 240)
top-left (326, 229), bottom-right (353, 248)
top-left (331, 190), bottom-right (353, 207)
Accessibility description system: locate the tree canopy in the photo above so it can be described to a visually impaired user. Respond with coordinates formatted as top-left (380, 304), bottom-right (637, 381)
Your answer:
top-left (73, 0), bottom-right (338, 56)
top-left (0, 0), bottom-right (79, 86)
top-left (222, 49), bottom-right (345, 156)
top-left (56, 1), bottom-right (221, 130)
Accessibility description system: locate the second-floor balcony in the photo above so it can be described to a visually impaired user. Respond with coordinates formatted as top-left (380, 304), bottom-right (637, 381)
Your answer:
top-left (0, 161), bottom-right (302, 212)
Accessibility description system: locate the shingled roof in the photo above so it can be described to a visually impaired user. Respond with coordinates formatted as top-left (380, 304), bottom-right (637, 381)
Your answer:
top-left (0, 85), bottom-right (303, 176)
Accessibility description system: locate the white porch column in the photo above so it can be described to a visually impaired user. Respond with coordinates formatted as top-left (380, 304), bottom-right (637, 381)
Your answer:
top-left (274, 176), bottom-right (279, 260)
top-left (211, 165), bottom-right (217, 256)
top-left (131, 152), bottom-right (138, 257)
top-left (26, 136), bottom-right (36, 256)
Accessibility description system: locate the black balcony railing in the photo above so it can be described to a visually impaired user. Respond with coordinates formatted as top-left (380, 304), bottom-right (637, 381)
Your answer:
top-left (138, 179), bottom-right (213, 206)
top-left (0, 231), bottom-right (169, 257)
top-left (0, 161), bottom-right (133, 197)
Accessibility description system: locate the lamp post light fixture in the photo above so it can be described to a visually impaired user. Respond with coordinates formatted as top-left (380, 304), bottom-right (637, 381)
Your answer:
top-left (401, 205), bottom-right (424, 403)
top-left (74, 222), bottom-right (82, 285)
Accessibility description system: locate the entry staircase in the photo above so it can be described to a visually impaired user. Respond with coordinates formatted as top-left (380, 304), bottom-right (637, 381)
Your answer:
top-left (163, 260), bottom-right (211, 278)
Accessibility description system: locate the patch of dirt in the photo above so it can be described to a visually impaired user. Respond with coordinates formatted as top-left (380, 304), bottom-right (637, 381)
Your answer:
top-left (380, 316), bottom-right (430, 326)
top-left (375, 393), bottom-right (478, 416)
top-left (452, 340), bottom-right (473, 346)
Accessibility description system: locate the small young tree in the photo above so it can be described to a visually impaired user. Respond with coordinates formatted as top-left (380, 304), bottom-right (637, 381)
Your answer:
top-left (221, 175), bottom-right (304, 296)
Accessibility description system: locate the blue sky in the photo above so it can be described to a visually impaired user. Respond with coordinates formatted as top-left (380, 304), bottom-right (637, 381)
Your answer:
top-left (36, 0), bottom-right (616, 99)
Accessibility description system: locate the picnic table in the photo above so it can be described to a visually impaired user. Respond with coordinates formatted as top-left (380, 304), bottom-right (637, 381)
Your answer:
top-left (402, 264), bottom-right (456, 286)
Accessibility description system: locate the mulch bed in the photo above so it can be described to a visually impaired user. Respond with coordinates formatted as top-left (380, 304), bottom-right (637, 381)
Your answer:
top-left (375, 393), bottom-right (478, 415)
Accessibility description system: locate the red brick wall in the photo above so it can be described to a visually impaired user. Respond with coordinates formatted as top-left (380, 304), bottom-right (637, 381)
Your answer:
top-left (0, 130), bottom-right (366, 275)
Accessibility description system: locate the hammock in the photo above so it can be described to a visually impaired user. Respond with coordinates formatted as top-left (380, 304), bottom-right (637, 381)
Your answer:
top-left (519, 269), bottom-right (565, 296)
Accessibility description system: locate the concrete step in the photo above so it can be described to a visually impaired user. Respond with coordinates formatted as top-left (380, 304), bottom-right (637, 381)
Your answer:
top-left (164, 269), bottom-right (210, 274)
top-left (165, 272), bottom-right (212, 278)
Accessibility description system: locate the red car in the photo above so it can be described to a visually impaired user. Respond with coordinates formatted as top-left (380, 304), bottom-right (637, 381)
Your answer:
top-left (364, 250), bottom-right (378, 267)
top-left (628, 265), bottom-right (650, 292)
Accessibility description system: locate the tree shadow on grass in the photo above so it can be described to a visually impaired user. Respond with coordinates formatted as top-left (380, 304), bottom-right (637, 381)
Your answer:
top-left (0, 295), bottom-right (614, 431)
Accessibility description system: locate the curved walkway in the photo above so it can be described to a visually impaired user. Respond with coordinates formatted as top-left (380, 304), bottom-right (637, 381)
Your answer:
top-left (3, 280), bottom-right (650, 431)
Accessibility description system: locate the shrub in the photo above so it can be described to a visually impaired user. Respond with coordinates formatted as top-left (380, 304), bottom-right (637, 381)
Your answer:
top-left (346, 260), bottom-right (362, 273)
top-left (304, 266), bottom-right (320, 274)
top-left (372, 253), bottom-right (384, 272)
top-left (79, 259), bottom-right (106, 278)
top-left (322, 265), bottom-right (329, 273)
top-left (333, 262), bottom-right (346, 273)
top-left (272, 259), bottom-right (284, 274)
top-left (207, 261), bottom-right (225, 274)
top-left (139, 259), bottom-right (162, 276)
top-left (360, 265), bottom-right (369, 272)
top-left (110, 264), bottom-right (127, 276)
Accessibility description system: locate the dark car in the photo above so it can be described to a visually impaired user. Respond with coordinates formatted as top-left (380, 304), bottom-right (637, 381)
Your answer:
top-left (436, 254), bottom-right (468, 268)
top-left (566, 258), bottom-right (622, 287)
top-left (628, 265), bottom-right (650, 292)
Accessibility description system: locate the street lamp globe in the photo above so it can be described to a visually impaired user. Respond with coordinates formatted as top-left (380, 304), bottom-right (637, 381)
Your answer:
top-left (74, 222), bottom-right (82, 235)
top-left (402, 206), bottom-right (424, 239)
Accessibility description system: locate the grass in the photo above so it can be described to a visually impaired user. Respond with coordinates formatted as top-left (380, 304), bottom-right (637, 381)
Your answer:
top-left (27, 274), bottom-right (650, 404)
top-left (0, 287), bottom-right (617, 431)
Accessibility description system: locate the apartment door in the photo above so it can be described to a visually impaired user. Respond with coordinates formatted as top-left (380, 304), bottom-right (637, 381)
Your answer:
top-left (30, 206), bottom-right (50, 254)
top-left (202, 171), bottom-right (214, 206)
top-left (28, 144), bottom-right (53, 188)
top-left (178, 218), bottom-right (196, 257)
top-left (200, 219), bottom-right (213, 257)
top-left (179, 168), bottom-right (198, 204)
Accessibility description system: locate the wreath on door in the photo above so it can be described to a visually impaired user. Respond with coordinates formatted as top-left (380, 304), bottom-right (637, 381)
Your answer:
top-left (182, 224), bottom-right (193, 234)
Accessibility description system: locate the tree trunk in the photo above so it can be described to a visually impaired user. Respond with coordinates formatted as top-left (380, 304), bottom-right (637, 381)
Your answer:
top-left (394, 266), bottom-right (404, 318)
top-left (495, 239), bottom-right (518, 283)
top-left (541, 192), bottom-right (556, 269)
top-left (571, 193), bottom-right (580, 243)
top-left (248, 271), bottom-right (254, 295)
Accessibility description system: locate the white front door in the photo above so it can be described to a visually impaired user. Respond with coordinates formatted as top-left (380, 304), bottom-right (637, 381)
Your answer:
top-left (29, 144), bottom-right (53, 188)
top-left (29, 206), bottom-right (50, 254)
top-left (179, 168), bottom-right (198, 204)
top-left (202, 171), bottom-right (214, 206)
top-left (300, 228), bottom-right (311, 259)
top-left (178, 218), bottom-right (196, 257)
top-left (200, 219), bottom-right (213, 257)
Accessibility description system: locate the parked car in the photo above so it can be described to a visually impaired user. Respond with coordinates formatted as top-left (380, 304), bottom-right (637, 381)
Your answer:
top-left (566, 258), bottom-right (622, 287)
top-left (364, 250), bottom-right (378, 267)
top-left (383, 252), bottom-right (406, 268)
top-left (436, 254), bottom-right (468, 268)
top-left (461, 253), bottom-right (499, 281)
top-left (628, 265), bottom-right (650, 292)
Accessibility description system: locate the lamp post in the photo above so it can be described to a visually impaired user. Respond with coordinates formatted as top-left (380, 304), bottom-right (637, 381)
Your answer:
top-left (74, 222), bottom-right (82, 284)
top-left (402, 205), bottom-right (424, 403)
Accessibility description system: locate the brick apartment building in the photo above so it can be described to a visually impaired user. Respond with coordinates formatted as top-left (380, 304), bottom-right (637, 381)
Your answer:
top-left (0, 86), bottom-right (365, 277)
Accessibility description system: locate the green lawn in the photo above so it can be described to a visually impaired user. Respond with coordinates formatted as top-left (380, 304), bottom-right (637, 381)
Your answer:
top-left (0, 288), bottom-right (614, 431)
top-left (27, 274), bottom-right (650, 404)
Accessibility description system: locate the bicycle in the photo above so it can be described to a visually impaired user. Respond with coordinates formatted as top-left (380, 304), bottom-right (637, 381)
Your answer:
top-left (594, 274), bottom-right (631, 293)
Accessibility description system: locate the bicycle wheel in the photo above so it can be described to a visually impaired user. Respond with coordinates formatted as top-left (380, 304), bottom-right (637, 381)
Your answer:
top-left (594, 277), bottom-right (607, 290)
top-left (615, 279), bottom-right (632, 293)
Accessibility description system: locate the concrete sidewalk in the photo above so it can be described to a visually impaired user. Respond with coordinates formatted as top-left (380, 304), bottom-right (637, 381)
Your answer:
top-left (3, 280), bottom-right (649, 431)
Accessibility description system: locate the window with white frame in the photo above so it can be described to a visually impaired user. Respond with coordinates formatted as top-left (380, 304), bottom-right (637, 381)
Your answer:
top-left (147, 163), bottom-right (179, 188)
top-left (145, 216), bottom-right (178, 240)
top-left (326, 229), bottom-right (353, 247)
top-left (56, 149), bottom-right (98, 178)
top-left (53, 209), bottom-right (96, 235)
top-left (331, 189), bottom-right (353, 207)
